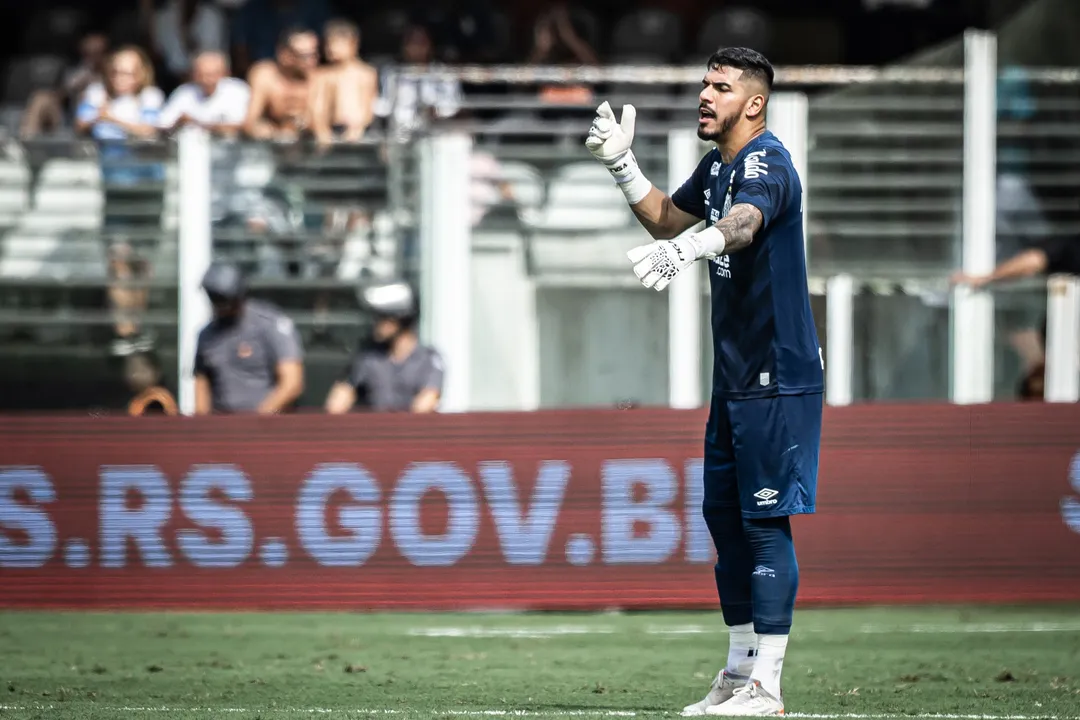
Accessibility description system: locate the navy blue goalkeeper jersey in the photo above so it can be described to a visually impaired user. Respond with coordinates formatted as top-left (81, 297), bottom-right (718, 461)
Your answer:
top-left (671, 130), bottom-right (823, 399)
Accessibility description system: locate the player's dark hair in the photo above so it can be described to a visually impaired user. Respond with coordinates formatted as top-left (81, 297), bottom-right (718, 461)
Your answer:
top-left (707, 47), bottom-right (774, 90)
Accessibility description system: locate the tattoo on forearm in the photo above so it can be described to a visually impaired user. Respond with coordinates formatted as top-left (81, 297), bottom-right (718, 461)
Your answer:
top-left (716, 204), bottom-right (763, 254)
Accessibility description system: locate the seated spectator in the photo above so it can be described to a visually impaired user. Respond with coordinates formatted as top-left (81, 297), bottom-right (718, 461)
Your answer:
top-left (374, 24), bottom-right (463, 140)
top-left (124, 351), bottom-right (178, 415)
top-left (528, 3), bottom-right (598, 106)
top-left (243, 26), bottom-right (319, 141)
top-left (310, 19), bottom-right (378, 146)
top-left (74, 46), bottom-right (165, 357)
top-left (20, 32), bottom-right (109, 138)
top-left (528, 3), bottom-right (599, 65)
top-left (158, 50), bottom-right (250, 137)
top-left (152, 0), bottom-right (228, 87)
top-left (231, 0), bottom-right (330, 77)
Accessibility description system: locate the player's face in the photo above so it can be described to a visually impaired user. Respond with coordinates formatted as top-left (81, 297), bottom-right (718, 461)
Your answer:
top-left (697, 66), bottom-right (748, 142)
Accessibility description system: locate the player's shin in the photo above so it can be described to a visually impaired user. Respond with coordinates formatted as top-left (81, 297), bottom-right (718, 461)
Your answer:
top-left (705, 503), bottom-right (758, 678)
top-left (742, 516), bottom-right (799, 700)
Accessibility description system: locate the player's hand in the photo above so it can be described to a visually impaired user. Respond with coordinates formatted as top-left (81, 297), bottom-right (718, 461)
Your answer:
top-left (586, 101), bottom-right (636, 171)
top-left (626, 236), bottom-right (700, 292)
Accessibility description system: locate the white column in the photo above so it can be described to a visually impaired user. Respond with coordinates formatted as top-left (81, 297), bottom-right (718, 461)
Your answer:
top-left (667, 129), bottom-right (703, 409)
top-left (826, 274), bottom-right (854, 406)
top-left (1045, 275), bottom-right (1080, 402)
top-left (767, 92), bottom-right (810, 262)
top-left (176, 127), bottom-right (213, 416)
top-left (420, 132), bottom-right (472, 412)
top-left (951, 30), bottom-right (997, 404)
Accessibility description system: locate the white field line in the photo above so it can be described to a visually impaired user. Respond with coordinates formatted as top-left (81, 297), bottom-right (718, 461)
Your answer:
top-left (0, 708), bottom-right (1077, 719)
top-left (405, 622), bottom-right (1080, 639)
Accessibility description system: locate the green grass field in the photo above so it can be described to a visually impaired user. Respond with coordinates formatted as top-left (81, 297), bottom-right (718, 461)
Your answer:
top-left (1, 605), bottom-right (1079, 719)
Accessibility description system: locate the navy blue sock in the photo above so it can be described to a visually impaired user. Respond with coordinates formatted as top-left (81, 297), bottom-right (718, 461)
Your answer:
top-left (703, 502), bottom-right (754, 627)
top-left (742, 516), bottom-right (799, 635)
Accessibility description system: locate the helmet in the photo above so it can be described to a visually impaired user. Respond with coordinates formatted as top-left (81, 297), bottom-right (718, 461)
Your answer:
top-left (201, 261), bottom-right (246, 301)
top-left (358, 281), bottom-right (418, 326)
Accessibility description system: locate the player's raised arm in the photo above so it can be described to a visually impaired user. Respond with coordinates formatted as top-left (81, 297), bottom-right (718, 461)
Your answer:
top-left (585, 102), bottom-right (702, 241)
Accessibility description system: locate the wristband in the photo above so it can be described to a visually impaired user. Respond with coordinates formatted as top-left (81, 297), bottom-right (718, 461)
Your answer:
top-left (690, 226), bottom-right (726, 260)
top-left (606, 150), bottom-right (653, 205)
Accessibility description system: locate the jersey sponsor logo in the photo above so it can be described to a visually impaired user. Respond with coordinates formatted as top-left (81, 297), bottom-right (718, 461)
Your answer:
top-left (710, 161), bottom-right (721, 176)
top-left (752, 565), bottom-right (776, 577)
top-left (712, 253), bottom-right (731, 279)
top-left (753, 487), bottom-right (779, 507)
top-left (743, 150), bottom-right (769, 180)
top-left (709, 208), bottom-right (720, 224)
top-left (759, 372), bottom-right (770, 386)
top-left (704, 188), bottom-right (711, 204)
top-left (237, 342), bottom-right (253, 359)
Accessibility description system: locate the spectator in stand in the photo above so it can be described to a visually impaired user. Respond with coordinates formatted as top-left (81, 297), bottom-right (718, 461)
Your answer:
top-left (124, 351), bottom-right (178, 416)
top-left (152, 0), bottom-right (229, 87)
top-left (374, 24), bottom-right (462, 140)
top-left (528, 3), bottom-right (598, 107)
top-left (310, 19), bottom-right (379, 146)
top-left (231, 0), bottom-right (330, 77)
top-left (243, 26), bottom-right (319, 141)
top-left (20, 32), bottom-right (109, 138)
top-left (951, 237), bottom-right (1080, 401)
top-left (74, 46), bottom-right (165, 357)
top-left (158, 50), bottom-right (250, 137)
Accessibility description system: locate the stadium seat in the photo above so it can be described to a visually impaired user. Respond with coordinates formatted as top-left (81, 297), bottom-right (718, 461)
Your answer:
top-left (521, 162), bottom-right (633, 231)
top-left (608, 9), bottom-right (683, 64)
top-left (0, 160), bottom-right (31, 228)
top-left (38, 159), bottom-right (101, 189)
top-left (493, 161), bottom-right (545, 210)
top-left (1, 55), bottom-right (66, 105)
top-left (695, 7), bottom-right (773, 59)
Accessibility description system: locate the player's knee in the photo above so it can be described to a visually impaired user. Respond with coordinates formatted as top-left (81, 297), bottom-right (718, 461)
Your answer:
top-left (743, 515), bottom-right (799, 634)
top-left (703, 501), bottom-right (744, 548)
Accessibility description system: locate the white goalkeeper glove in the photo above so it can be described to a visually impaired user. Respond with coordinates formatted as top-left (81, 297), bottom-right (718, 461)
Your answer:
top-left (585, 101), bottom-right (653, 205)
top-left (626, 227), bottom-right (727, 292)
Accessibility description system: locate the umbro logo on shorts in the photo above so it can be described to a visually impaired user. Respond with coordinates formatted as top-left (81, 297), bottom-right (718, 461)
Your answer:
top-left (754, 488), bottom-right (779, 506)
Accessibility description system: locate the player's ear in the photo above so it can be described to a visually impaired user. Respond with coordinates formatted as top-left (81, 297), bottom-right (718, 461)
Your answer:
top-left (745, 93), bottom-right (766, 120)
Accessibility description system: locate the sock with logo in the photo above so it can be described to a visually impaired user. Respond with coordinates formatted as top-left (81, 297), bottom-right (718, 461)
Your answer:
top-left (704, 502), bottom-right (757, 676)
top-left (726, 623), bottom-right (758, 677)
top-left (742, 515), bottom-right (799, 637)
top-left (752, 633), bottom-right (789, 700)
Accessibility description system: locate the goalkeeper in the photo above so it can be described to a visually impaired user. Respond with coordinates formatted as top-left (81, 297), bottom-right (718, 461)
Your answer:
top-left (586, 47), bottom-right (824, 717)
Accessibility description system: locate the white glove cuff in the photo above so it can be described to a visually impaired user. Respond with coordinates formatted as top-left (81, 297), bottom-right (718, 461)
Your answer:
top-left (606, 150), bottom-right (653, 205)
top-left (691, 226), bottom-right (727, 259)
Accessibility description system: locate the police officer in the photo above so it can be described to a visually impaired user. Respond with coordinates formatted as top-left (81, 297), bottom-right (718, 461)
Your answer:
top-left (193, 261), bottom-right (305, 414)
top-left (324, 281), bottom-right (444, 413)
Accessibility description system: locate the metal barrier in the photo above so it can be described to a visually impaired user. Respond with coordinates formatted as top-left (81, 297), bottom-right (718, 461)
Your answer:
top-left (0, 37), bottom-right (1078, 411)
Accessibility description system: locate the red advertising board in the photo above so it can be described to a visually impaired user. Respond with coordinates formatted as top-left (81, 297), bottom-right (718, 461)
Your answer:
top-left (1, 403), bottom-right (1079, 610)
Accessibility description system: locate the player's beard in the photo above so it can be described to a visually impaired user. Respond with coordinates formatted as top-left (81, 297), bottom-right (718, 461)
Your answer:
top-left (697, 109), bottom-right (740, 143)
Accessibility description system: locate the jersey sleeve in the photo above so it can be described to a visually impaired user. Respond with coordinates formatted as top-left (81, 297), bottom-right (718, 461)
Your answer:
top-left (267, 313), bottom-right (303, 363)
top-left (343, 354), bottom-right (368, 389)
top-left (731, 148), bottom-right (795, 228)
top-left (669, 152), bottom-right (713, 220)
top-left (421, 350), bottom-right (446, 393)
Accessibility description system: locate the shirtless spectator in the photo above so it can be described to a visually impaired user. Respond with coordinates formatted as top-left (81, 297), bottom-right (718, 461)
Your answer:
top-left (311, 19), bottom-right (378, 146)
top-left (243, 27), bottom-right (318, 141)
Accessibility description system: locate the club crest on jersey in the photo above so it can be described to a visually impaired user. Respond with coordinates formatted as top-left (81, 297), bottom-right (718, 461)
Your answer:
top-left (704, 188), bottom-right (711, 205)
top-left (710, 161), bottom-right (721, 176)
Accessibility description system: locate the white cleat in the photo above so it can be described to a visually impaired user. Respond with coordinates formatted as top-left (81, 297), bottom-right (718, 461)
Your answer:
top-left (681, 670), bottom-right (750, 716)
top-left (704, 681), bottom-right (784, 716)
